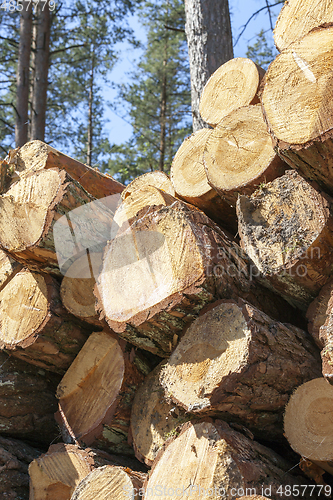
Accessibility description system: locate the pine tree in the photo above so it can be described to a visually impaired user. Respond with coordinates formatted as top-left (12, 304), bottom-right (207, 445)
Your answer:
top-left (246, 29), bottom-right (277, 70)
top-left (107, 0), bottom-right (191, 183)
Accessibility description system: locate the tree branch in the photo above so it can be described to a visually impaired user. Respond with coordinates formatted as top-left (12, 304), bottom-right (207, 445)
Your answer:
top-left (50, 43), bottom-right (88, 56)
top-left (234, 1), bottom-right (284, 46)
top-left (164, 25), bottom-right (185, 33)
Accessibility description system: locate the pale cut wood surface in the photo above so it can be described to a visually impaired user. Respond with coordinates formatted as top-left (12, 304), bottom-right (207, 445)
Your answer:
top-left (121, 171), bottom-right (175, 200)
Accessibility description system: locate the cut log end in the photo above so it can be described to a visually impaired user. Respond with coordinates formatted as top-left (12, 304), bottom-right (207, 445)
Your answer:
top-left (121, 171), bottom-right (175, 200)
top-left (204, 105), bottom-right (286, 203)
top-left (199, 57), bottom-right (265, 127)
top-left (284, 377), bottom-right (333, 475)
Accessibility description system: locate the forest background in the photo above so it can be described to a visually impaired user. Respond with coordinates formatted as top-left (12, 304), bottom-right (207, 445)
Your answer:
top-left (0, 0), bottom-right (282, 183)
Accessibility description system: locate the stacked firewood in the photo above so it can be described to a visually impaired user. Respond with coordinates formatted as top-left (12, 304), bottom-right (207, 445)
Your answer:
top-left (0, 1), bottom-right (333, 498)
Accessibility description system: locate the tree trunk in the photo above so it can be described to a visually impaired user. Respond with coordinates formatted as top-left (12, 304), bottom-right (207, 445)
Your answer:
top-left (159, 57), bottom-right (167, 171)
top-left (199, 58), bottom-right (265, 127)
top-left (15, 3), bottom-right (33, 148)
top-left (8, 140), bottom-right (124, 197)
top-left (0, 435), bottom-right (40, 500)
top-left (160, 298), bottom-right (320, 440)
top-left (284, 377), bottom-right (333, 476)
top-left (143, 420), bottom-right (314, 500)
top-left (130, 362), bottom-right (189, 466)
top-left (237, 170), bottom-right (333, 310)
top-left (307, 279), bottom-right (333, 383)
top-left (71, 465), bottom-right (146, 500)
top-left (56, 330), bottom-right (149, 455)
top-left (29, 443), bottom-right (146, 500)
top-left (87, 48), bottom-right (95, 167)
top-left (96, 200), bottom-right (300, 357)
top-left (60, 252), bottom-right (103, 327)
top-left (31, 1), bottom-right (51, 141)
top-left (170, 128), bottom-right (237, 233)
top-left (121, 171), bottom-right (174, 200)
top-left (0, 351), bottom-right (59, 444)
top-left (184, 0), bottom-right (233, 132)
top-left (0, 168), bottom-right (114, 276)
top-left (204, 105), bottom-right (287, 207)
top-left (274, 0), bottom-right (333, 51)
top-left (0, 269), bottom-right (90, 374)
top-left (261, 24), bottom-right (333, 197)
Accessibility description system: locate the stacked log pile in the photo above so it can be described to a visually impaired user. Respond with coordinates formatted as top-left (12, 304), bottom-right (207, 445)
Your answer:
top-left (0, 1), bottom-right (333, 498)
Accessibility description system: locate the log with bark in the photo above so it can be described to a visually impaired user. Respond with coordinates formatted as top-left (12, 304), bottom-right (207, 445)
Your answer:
top-left (160, 298), bottom-right (320, 440)
top-left (143, 420), bottom-right (313, 500)
top-left (274, 0), bottom-right (333, 52)
top-left (170, 128), bottom-right (237, 233)
top-left (60, 252), bottom-right (103, 327)
top-left (0, 435), bottom-right (40, 500)
top-left (121, 171), bottom-right (175, 200)
top-left (204, 105), bottom-right (287, 206)
top-left (7, 140), bottom-right (124, 197)
top-left (71, 464), bottom-right (146, 500)
top-left (284, 377), bottom-right (333, 476)
top-left (0, 168), bottom-right (114, 276)
top-left (95, 200), bottom-right (298, 357)
top-left (0, 268), bottom-right (90, 374)
top-left (261, 24), bottom-right (333, 196)
top-left (56, 330), bottom-right (149, 455)
top-left (0, 351), bottom-right (59, 444)
top-left (199, 58), bottom-right (265, 127)
top-left (307, 279), bottom-right (333, 383)
top-left (237, 170), bottom-right (333, 310)
top-left (28, 443), bottom-right (145, 500)
top-left (130, 362), bottom-right (189, 466)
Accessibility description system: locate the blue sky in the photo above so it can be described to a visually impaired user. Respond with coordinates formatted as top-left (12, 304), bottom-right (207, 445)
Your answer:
top-left (103, 0), bottom-right (282, 147)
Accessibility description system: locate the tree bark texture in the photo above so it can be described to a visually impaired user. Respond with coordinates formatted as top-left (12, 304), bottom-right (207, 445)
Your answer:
top-left (184, 0), bottom-right (233, 132)
top-left (31, 2), bottom-right (51, 141)
top-left (15, 3), bottom-right (33, 148)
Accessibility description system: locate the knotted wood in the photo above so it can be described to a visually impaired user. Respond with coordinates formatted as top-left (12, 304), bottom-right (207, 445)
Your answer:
top-left (56, 330), bottom-right (148, 455)
top-left (96, 201), bottom-right (297, 356)
top-left (199, 57), bottom-right (265, 127)
top-left (284, 378), bottom-right (333, 476)
top-left (204, 105), bottom-right (286, 206)
top-left (261, 25), bottom-right (333, 196)
top-left (170, 129), bottom-right (237, 233)
top-left (237, 170), bottom-right (333, 310)
top-left (160, 299), bottom-right (320, 440)
top-left (0, 269), bottom-right (90, 374)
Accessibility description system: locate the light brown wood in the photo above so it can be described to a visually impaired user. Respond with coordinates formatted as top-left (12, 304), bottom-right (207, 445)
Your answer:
top-left (204, 105), bottom-right (287, 206)
top-left (9, 140), bottom-right (124, 196)
top-left (71, 465), bottom-right (146, 500)
top-left (0, 249), bottom-right (23, 293)
top-left (0, 351), bottom-right (59, 444)
top-left (60, 252), bottom-right (103, 327)
top-left (121, 171), bottom-right (175, 200)
top-left (237, 170), bottom-right (333, 310)
top-left (144, 420), bottom-right (313, 500)
top-left (307, 280), bottom-right (333, 383)
top-left (170, 128), bottom-right (237, 233)
top-left (284, 377), bottom-right (333, 476)
top-left (0, 269), bottom-right (89, 374)
top-left (0, 168), bottom-right (114, 275)
top-left (160, 298), bottom-right (320, 440)
top-left (130, 362), bottom-right (189, 466)
top-left (56, 330), bottom-right (148, 455)
top-left (96, 200), bottom-right (297, 356)
top-left (261, 25), bottom-right (333, 196)
top-left (274, 0), bottom-right (333, 52)
top-left (199, 57), bottom-right (265, 127)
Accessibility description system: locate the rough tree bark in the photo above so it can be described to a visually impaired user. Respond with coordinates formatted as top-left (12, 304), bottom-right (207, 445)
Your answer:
top-left (31, 1), bottom-right (51, 141)
top-left (184, 0), bottom-right (233, 132)
top-left (15, 3), bottom-right (33, 147)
